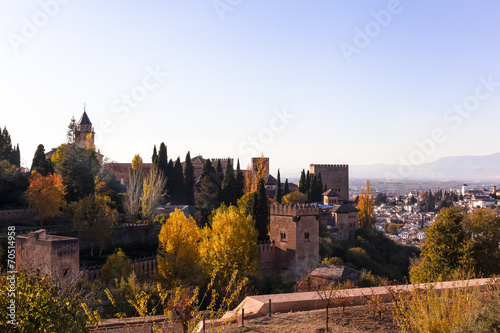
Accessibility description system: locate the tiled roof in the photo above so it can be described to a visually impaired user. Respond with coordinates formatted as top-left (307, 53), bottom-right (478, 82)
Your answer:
top-left (332, 203), bottom-right (360, 213)
top-left (311, 264), bottom-right (361, 281)
top-left (79, 111), bottom-right (92, 125)
top-left (322, 189), bottom-right (340, 197)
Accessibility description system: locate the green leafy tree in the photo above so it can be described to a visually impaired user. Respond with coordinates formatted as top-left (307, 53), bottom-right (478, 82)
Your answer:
top-left (252, 178), bottom-right (269, 241)
top-left (157, 209), bottom-right (201, 287)
top-left (0, 271), bottom-right (91, 332)
top-left (283, 191), bottom-right (308, 204)
top-left (275, 169), bottom-right (282, 203)
top-left (346, 247), bottom-right (371, 268)
top-left (410, 207), bottom-right (468, 283)
top-left (0, 160), bottom-right (29, 208)
top-left (463, 208), bottom-right (500, 275)
top-left (411, 207), bottom-right (500, 283)
top-left (73, 195), bottom-right (117, 256)
top-left (51, 143), bottom-right (100, 202)
top-left (100, 248), bottom-right (133, 285)
top-left (194, 159), bottom-right (220, 226)
top-left (183, 151), bottom-right (195, 205)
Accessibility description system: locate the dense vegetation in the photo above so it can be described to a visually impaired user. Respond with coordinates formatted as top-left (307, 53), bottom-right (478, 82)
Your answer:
top-left (320, 227), bottom-right (420, 282)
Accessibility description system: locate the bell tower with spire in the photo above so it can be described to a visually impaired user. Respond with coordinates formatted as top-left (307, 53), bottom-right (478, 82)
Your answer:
top-left (75, 104), bottom-right (95, 148)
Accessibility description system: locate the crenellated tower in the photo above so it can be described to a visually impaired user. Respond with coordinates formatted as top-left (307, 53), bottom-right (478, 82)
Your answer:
top-left (269, 203), bottom-right (320, 277)
top-left (310, 164), bottom-right (349, 201)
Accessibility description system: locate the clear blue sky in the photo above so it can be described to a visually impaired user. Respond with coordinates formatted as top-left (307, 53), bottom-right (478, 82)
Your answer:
top-left (1, 0), bottom-right (499, 178)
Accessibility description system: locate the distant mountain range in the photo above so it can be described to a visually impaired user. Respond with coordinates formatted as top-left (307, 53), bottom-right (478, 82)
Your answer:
top-left (350, 153), bottom-right (500, 181)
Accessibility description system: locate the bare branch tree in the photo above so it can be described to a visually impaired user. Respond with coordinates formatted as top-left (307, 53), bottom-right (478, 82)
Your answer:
top-left (123, 156), bottom-right (144, 221)
top-left (141, 165), bottom-right (167, 223)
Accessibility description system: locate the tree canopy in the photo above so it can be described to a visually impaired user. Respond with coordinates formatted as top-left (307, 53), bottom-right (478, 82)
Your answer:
top-left (73, 195), bottom-right (117, 256)
top-left (410, 207), bottom-right (500, 283)
top-left (26, 172), bottom-right (67, 221)
top-left (157, 209), bottom-right (202, 287)
top-left (51, 144), bottom-right (100, 202)
top-left (200, 205), bottom-right (259, 283)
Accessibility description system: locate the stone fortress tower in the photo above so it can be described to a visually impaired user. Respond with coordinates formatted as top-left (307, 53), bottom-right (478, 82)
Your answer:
top-left (310, 164), bottom-right (349, 200)
top-left (269, 204), bottom-right (320, 277)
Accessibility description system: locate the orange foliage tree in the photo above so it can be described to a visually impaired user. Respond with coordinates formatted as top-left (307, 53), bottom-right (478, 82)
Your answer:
top-left (26, 172), bottom-right (67, 220)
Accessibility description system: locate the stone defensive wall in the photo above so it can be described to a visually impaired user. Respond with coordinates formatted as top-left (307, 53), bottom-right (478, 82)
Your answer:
top-left (79, 223), bottom-right (161, 252)
top-left (81, 255), bottom-right (158, 281)
top-left (0, 209), bottom-right (35, 223)
top-left (257, 240), bottom-right (277, 275)
top-left (270, 203), bottom-right (320, 217)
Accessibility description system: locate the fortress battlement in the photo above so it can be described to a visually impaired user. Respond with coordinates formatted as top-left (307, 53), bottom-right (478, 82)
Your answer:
top-left (257, 240), bottom-right (276, 252)
top-left (270, 203), bottom-right (320, 217)
top-left (310, 164), bottom-right (348, 169)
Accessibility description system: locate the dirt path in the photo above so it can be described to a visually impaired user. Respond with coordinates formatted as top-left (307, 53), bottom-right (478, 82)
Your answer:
top-left (224, 305), bottom-right (400, 333)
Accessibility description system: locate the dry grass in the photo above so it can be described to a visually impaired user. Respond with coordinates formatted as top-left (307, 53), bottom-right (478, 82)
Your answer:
top-left (224, 305), bottom-right (400, 333)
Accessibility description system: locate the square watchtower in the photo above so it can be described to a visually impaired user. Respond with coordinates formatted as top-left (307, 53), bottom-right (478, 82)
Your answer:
top-left (270, 204), bottom-right (319, 277)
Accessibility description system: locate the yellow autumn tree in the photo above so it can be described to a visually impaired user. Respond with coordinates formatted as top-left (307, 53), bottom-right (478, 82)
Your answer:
top-left (199, 205), bottom-right (259, 283)
top-left (26, 172), bottom-right (67, 221)
top-left (85, 132), bottom-right (95, 150)
top-left (157, 209), bottom-right (201, 287)
top-left (245, 156), bottom-right (268, 193)
top-left (358, 179), bottom-right (376, 229)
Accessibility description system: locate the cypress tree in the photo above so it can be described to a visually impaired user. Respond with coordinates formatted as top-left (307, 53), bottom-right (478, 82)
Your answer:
top-left (323, 183), bottom-right (327, 192)
top-left (0, 126), bottom-right (13, 162)
top-left (311, 174), bottom-right (322, 202)
top-left (306, 174), bottom-right (313, 202)
top-left (183, 151), bottom-right (195, 206)
top-left (172, 157), bottom-right (184, 203)
top-left (31, 144), bottom-right (53, 176)
top-left (194, 159), bottom-right (220, 226)
top-left (283, 179), bottom-right (290, 196)
top-left (215, 159), bottom-right (224, 183)
top-left (221, 159), bottom-right (236, 206)
top-left (275, 169), bottom-right (282, 203)
top-left (253, 178), bottom-right (269, 241)
top-left (305, 170), bottom-right (311, 192)
top-left (152, 144), bottom-right (158, 164)
top-left (298, 169), bottom-right (306, 193)
top-left (13, 144), bottom-right (20, 167)
top-left (166, 159), bottom-right (174, 197)
top-left (157, 143), bottom-right (168, 175)
top-left (315, 172), bottom-right (324, 202)
top-left (235, 159), bottom-right (244, 200)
